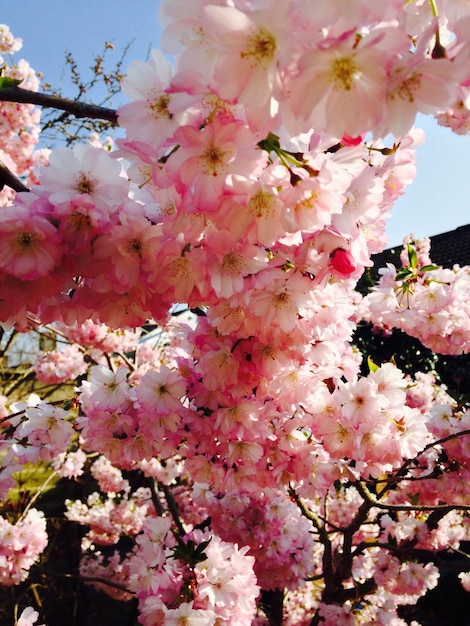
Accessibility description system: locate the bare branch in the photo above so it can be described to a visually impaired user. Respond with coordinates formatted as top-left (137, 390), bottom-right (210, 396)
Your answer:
top-left (0, 85), bottom-right (118, 124)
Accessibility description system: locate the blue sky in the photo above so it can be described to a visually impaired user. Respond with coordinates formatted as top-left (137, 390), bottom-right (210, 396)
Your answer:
top-left (2, 1), bottom-right (469, 248)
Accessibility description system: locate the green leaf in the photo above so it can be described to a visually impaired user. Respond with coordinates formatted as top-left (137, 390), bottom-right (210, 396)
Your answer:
top-left (407, 243), bottom-right (418, 269)
top-left (367, 355), bottom-right (379, 373)
top-left (419, 264), bottom-right (441, 273)
top-left (0, 76), bottom-right (22, 89)
top-left (395, 268), bottom-right (413, 281)
top-left (172, 535), bottom-right (212, 566)
top-left (257, 132), bottom-right (281, 153)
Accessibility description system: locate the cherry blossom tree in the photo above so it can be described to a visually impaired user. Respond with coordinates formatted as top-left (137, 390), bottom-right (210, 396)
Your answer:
top-left (0, 2), bottom-right (470, 625)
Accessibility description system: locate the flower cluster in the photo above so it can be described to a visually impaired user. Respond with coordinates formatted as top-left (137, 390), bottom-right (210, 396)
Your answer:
top-left (33, 344), bottom-right (87, 384)
top-left (127, 517), bottom-right (259, 626)
top-left (312, 362), bottom-right (432, 475)
top-left (192, 485), bottom-right (315, 590)
top-left (65, 466), bottom-right (152, 546)
top-left (76, 362), bottom-right (191, 468)
top-left (0, 25), bottom-right (44, 206)
top-left (364, 237), bottom-right (470, 354)
top-left (0, 509), bottom-right (48, 585)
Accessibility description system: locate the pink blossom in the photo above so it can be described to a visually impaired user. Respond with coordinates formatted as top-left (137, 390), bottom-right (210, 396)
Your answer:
top-left (18, 403), bottom-right (75, 463)
top-left (204, 226), bottom-right (268, 298)
top-left (65, 487), bottom-right (151, 546)
top-left (0, 27), bottom-right (42, 206)
top-left (383, 52), bottom-right (461, 136)
top-left (364, 237), bottom-right (470, 354)
top-left (0, 24), bottom-right (22, 56)
top-left (79, 365), bottom-right (130, 412)
top-left (118, 50), bottom-right (181, 151)
top-left (1, 6), bottom-right (470, 624)
top-left (193, 487), bottom-right (314, 591)
top-left (200, 2), bottom-right (296, 130)
top-left (92, 209), bottom-right (163, 290)
top-left (459, 571), bottom-right (470, 592)
top-left (15, 607), bottom-right (44, 626)
top-left (166, 116), bottom-right (266, 211)
top-left (163, 603), bottom-right (215, 626)
top-left (38, 143), bottom-right (128, 210)
top-left (0, 202), bottom-right (62, 280)
top-left (287, 28), bottom-right (408, 137)
top-left (134, 366), bottom-right (186, 414)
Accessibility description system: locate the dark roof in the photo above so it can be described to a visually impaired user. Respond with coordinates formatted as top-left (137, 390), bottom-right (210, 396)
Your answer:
top-left (424, 224), bottom-right (470, 268)
top-left (374, 223), bottom-right (470, 269)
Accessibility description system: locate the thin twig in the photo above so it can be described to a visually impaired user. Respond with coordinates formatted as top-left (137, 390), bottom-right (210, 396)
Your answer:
top-left (19, 471), bottom-right (59, 522)
top-left (40, 569), bottom-right (135, 595)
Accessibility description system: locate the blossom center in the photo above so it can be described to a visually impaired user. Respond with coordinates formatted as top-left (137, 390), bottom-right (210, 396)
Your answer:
top-left (16, 232), bottom-right (36, 251)
top-left (45, 415), bottom-right (58, 430)
top-left (149, 93), bottom-right (172, 119)
top-left (330, 55), bottom-right (360, 91)
top-left (201, 144), bottom-right (227, 176)
top-left (156, 384), bottom-right (168, 396)
top-left (272, 291), bottom-right (290, 308)
top-left (248, 190), bottom-right (276, 218)
top-left (105, 379), bottom-right (119, 393)
top-left (337, 422), bottom-right (350, 442)
top-left (296, 191), bottom-right (319, 212)
top-left (262, 345), bottom-right (276, 360)
top-left (395, 72), bottom-right (422, 103)
top-left (168, 257), bottom-right (191, 279)
top-left (222, 251), bottom-right (244, 274)
top-left (73, 172), bottom-right (98, 195)
top-left (129, 238), bottom-right (143, 257)
top-left (69, 212), bottom-right (92, 232)
top-left (242, 28), bottom-right (276, 64)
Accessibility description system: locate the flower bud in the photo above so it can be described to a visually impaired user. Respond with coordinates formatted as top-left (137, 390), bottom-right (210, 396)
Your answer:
top-left (331, 248), bottom-right (356, 277)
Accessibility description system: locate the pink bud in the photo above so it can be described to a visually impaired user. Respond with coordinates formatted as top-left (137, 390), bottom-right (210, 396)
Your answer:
top-left (331, 248), bottom-right (356, 277)
top-left (341, 133), bottom-right (365, 147)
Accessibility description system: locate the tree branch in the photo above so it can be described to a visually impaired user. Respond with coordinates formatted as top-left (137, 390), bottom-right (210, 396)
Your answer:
top-left (260, 589), bottom-right (284, 626)
top-left (355, 480), bottom-right (470, 513)
top-left (0, 160), bottom-right (29, 192)
top-left (0, 86), bottom-right (118, 124)
top-left (374, 428), bottom-right (470, 500)
top-left (160, 482), bottom-right (186, 536)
